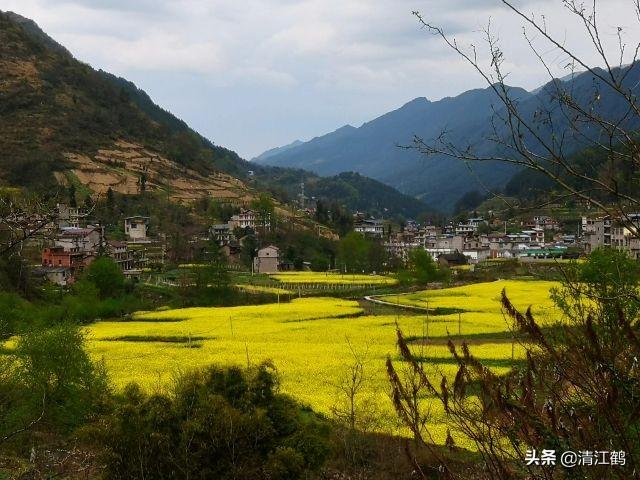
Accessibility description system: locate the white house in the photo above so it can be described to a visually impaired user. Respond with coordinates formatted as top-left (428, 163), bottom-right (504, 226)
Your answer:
top-left (125, 216), bottom-right (150, 241)
top-left (354, 219), bottom-right (384, 237)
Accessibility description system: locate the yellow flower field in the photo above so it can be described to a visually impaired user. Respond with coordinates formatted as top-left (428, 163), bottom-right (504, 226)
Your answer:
top-left (378, 279), bottom-right (560, 324)
top-left (85, 280), bottom-right (559, 447)
top-left (269, 271), bottom-right (398, 285)
top-left (235, 284), bottom-right (294, 295)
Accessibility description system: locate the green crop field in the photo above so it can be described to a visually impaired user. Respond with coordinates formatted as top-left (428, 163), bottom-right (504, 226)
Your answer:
top-left (85, 280), bottom-right (560, 447)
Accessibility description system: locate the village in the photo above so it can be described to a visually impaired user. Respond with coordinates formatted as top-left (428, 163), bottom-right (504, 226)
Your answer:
top-left (29, 200), bottom-right (640, 285)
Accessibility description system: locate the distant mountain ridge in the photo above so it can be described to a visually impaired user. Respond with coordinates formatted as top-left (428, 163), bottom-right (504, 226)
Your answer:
top-left (253, 140), bottom-right (304, 163)
top-left (253, 86), bottom-right (532, 211)
top-left (255, 66), bottom-right (640, 212)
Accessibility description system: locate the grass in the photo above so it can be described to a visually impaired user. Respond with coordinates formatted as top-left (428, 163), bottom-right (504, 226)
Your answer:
top-left (84, 280), bottom-right (559, 448)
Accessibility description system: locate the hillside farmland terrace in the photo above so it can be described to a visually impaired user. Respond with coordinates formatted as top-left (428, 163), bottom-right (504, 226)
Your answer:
top-left (83, 280), bottom-right (560, 448)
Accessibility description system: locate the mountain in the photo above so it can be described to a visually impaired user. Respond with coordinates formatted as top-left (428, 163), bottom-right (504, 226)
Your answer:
top-left (255, 67), bottom-right (640, 212)
top-left (0, 10), bottom-right (430, 220)
top-left (0, 10), bottom-right (256, 204)
top-left (254, 88), bottom-right (531, 211)
top-left (252, 140), bottom-right (304, 163)
top-left (257, 168), bottom-right (436, 220)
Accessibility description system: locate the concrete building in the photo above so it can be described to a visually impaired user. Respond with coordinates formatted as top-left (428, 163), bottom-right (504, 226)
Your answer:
top-left (33, 267), bottom-right (72, 286)
top-left (108, 241), bottom-right (136, 271)
top-left (253, 245), bottom-right (280, 273)
top-left (354, 219), bottom-right (385, 237)
top-left (582, 214), bottom-right (640, 259)
top-left (210, 223), bottom-right (234, 246)
top-left (54, 226), bottom-right (103, 254)
top-left (125, 216), bottom-right (150, 241)
top-left (56, 204), bottom-right (88, 229)
top-left (229, 209), bottom-right (258, 230)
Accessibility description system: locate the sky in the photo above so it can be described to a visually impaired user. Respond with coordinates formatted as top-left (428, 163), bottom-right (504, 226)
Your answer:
top-left (2, 0), bottom-right (638, 158)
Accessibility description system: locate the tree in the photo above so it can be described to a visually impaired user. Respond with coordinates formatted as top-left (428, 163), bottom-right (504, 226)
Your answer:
top-left (83, 257), bottom-right (125, 299)
top-left (106, 187), bottom-right (115, 214)
top-left (338, 232), bottom-right (370, 273)
top-left (99, 363), bottom-right (330, 480)
top-left (251, 193), bottom-right (275, 232)
top-left (412, 0), bottom-right (640, 235)
top-left (1, 323), bottom-right (109, 444)
top-left (68, 184), bottom-right (77, 207)
top-left (138, 173), bottom-right (147, 194)
top-left (401, 249), bottom-right (446, 285)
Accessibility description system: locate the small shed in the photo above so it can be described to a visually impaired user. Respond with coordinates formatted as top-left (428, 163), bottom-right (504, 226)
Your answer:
top-left (253, 245), bottom-right (280, 274)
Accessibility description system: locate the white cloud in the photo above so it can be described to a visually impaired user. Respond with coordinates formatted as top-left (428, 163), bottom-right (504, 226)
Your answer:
top-left (2, 0), bottom-right (638, 158)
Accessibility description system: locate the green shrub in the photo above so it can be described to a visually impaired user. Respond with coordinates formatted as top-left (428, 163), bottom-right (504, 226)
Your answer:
top-left (84, 257), bottom-right (125, 299)
top-left (0, 323), bottom-right (110, 444)
top-left (98, 362), bottom-right (330, 480)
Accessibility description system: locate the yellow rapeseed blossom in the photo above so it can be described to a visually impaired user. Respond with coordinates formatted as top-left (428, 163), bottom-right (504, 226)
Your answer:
top-left (85, 280), bottom-right (557, 447)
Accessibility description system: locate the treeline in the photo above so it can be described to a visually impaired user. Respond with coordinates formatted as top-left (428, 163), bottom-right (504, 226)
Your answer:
top-left (254, 167), bottom-right (438, 220)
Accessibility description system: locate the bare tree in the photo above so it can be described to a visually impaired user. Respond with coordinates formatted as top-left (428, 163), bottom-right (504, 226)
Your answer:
top-left (412, 0), bottom-right (640, 235)
top-left (0, 192), bottom-right (59, 256)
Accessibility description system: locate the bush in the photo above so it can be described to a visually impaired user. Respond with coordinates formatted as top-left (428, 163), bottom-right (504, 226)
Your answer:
top-left (84, 257), bottom-right (125, 299)
top-left (98, 362), bottom-right (330, 480)
top-left (0, 323), bottom-right (110, 443)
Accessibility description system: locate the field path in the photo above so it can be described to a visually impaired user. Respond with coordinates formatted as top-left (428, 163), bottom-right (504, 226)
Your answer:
top-left (364, 293), bottom-right (430, 312)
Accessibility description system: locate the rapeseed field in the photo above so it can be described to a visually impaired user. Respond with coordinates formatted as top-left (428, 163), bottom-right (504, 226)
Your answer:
top-left (85, 280), bottom-right (559, 446)
top-left (269, 271), bottom-right (398, 285)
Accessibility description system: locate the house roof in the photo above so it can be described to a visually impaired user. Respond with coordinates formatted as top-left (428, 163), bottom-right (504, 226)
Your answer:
top-left (59, 227), bottom-right (98, 237)
top-left (33, 267), bottom-right (70, 274)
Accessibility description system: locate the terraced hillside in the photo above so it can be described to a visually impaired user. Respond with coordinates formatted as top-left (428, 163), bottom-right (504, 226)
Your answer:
top-left (58, 140), bottom-right (254, 204)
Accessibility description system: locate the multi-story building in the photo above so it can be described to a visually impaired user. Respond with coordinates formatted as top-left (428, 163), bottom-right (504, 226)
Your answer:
top-left (253, 245), bottom-right (280, 273)
top-left (54, 226), bottom-right (103, 254)
top-left (583, 214), bottom-right (640, 258)
top-left (56, 204), bottom-right (88, 229)
top-left (229, 209), bottom-right (259, 230)
top-left (354, 219), bottom-right (385, 237)
top-left (108, 241), bottom-right (136, 271)
top-left (210, 223), bottom-right (235, 246)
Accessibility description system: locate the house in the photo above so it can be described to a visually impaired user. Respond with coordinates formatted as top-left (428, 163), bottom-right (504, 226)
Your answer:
top-left (125, 216), bottom-right (150, 241)
top-left (229, 209), bottom-right (258, 230)
top-left (523, 215), bottom-right (559, 231)
top-left (210, 223), bottom-right (234, 246)
top-left (42, 246), bottom-right (93, 272)
top-left (354, 219), bottom-right (384, 237)
top-left (108, 241), bottom-right (136, 271)
top-left (384, 240), bottom-right (420, 263)
top-left (253, 245), bottom-right (280, 273)
top-left (455, 217), bottom-right (486, 235)
top-left (32, 266), bottom-right (72, 286)
top-left (56, 204), bottom-right (88, 229)
top-left (424, 235), bottom-right (464, 258)
top-left (438, 252), bottom-right (468, 267)
top-left (582, 213), bottom-right (640, 259)
top-left (55, 226), bottom-right (103, 253)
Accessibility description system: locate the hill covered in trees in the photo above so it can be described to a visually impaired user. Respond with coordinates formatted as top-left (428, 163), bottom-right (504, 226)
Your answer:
top-left (0, 10), bottom-right (431, 220)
